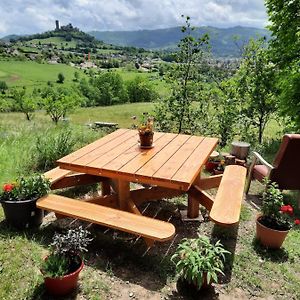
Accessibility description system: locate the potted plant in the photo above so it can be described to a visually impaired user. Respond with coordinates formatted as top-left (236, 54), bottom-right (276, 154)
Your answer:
top-left (0, 174), bottom-right (50, 229)
top-left (171, 235), bottom-right (230, 291)
top-left (41, 226), bottom-right (92, 296)
top-left (205, 151), bottom-right (220, 172)
top-left (256, 180), bottom-right (300, 249)
top-left (132, 112), bottom-right (154, 148)
top-left (213, 159), bottom-right (225, 175)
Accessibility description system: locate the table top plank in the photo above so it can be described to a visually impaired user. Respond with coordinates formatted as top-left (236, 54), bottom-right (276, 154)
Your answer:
top-left (58, 128), bottom-right (129, 164)
top-left (102, 132), bottom-right (166, 171)
top-left (135, 134), bottom-right (191, 177)
top-left (154, 135), bottom-right (205, 180)
top-left (172, 137), bottom-right (218, 183)
top-left (119, 132), bottom-right (177, 174)
top-left (71, 130), bottom-right (137, 166)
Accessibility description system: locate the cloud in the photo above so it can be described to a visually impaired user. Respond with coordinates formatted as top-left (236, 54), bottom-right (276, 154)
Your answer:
top-left (0, 0), bottom-right (267, 37)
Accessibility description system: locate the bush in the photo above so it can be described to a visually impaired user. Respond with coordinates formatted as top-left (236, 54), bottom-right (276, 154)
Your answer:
top-left (32, 128), bottom-right (76, 171)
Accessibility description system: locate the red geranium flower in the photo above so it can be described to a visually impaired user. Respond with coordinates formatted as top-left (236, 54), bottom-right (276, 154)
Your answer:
top-left (280, 205), bottom-right (293, 215)
top-left (3, 183), bottom-right (14, 192)
top-left (295, 219), bottom-right (300, 225)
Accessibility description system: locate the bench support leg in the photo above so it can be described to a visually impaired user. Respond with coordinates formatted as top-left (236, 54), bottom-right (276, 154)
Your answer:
top-left (101, 180), bottom-right (111, 196)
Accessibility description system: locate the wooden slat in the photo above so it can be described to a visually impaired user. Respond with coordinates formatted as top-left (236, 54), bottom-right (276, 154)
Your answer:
top-left (136, 134), bottom-right (191, 177)
top-left (209, 165), bottom-right (247, 226)
top-left (58, 129), bottom-right (129, 164)
top-left (72, 130), bottom-right (136, 166)
top-left (44, 167), bottom-right (72, 184)
top-left (172, 137), bottom-right (218, 184)
top-left (119, 132), bottom-right (177, 174)
top-left (103, 132), bottom-right (166, 171)
top-left (37, 195), bottom-right (176, 242)
top-left (154, 136), bottom-right (204, 179)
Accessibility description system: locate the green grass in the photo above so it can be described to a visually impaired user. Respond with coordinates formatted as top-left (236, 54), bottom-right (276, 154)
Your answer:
top-left (0, 60), bottom-right (85, 89)
top-left (28, 37), bottom-right (78, 49)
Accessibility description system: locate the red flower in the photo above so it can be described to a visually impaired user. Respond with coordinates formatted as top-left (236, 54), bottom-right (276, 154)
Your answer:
top-left (295, 219), bottom-right (300, 225)
top-left (3, 183), bottom-right (14, 192)
top-left (280, 205), bottom-right (293, 215)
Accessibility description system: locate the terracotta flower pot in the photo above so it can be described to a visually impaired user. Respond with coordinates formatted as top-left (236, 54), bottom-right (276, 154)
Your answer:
top-left (43, 256), bottom-right (84, 296)
top-left (139, 131), bottom-right (154, 147)
top-left (256, 215), bottom-right (289, 249)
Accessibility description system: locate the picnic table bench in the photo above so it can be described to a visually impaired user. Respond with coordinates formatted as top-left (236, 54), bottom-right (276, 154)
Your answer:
top-left (40, 129), bottom-right (247, 247)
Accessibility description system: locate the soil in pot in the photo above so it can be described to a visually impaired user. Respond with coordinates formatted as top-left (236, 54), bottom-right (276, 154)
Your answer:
top-left (43, 256), bottom-right (84, 296)
top-left (139, 131), bottom-right (154, 147)
top-left (256, 215), bottom-right (289, 249)
top-left (1, 198), bottom-right (43, 229)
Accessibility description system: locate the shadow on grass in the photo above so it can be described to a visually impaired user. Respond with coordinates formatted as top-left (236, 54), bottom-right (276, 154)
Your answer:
top-left (211, 224), bottom-right (239, 285)
top-left (252, 238), bottom-right (289, 262)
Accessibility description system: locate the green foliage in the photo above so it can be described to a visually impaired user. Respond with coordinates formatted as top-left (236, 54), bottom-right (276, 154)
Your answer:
top-left (0, 81), bottom-right (8, 94)
top-left (57, 72), bottom-right (65, 83)
top-left (155, 15), bottom-right (210, 134)
top-left (32, 128), bottom-right (76, 171)
top-left (265, 0), bottom-right (300, 129)
top-left (40, 86), bottom-right (82, 123)
top-left (171, 235), bottom-right (230, 289)
top-left (11, 87), bottom-right (39, 121)
top-left (127, 77), bottom-right (159, 103)
top-left (234, 38), bottom-right (277, 143)
top-left (41, 227), bottom-right (92, 278)
top-left (0, 174), bottom-right (50, 202)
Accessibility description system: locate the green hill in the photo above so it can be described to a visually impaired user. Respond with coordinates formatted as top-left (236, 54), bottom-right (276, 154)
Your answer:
top-left (89, 26), bottom-right (270, 57)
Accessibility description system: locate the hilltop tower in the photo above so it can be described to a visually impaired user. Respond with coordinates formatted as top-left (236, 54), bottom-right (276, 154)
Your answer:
top-left (55, 20), bottom-right (60, 30)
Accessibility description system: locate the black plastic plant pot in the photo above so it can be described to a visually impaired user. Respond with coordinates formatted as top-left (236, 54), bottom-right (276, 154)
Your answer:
top-left (1, 198), bottom-right (44, 229)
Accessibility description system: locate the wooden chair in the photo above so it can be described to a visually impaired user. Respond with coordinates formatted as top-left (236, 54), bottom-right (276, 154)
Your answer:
top-left (245, 134), bottom-right (300, 194)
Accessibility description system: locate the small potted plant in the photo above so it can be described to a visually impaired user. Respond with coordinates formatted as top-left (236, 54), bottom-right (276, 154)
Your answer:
top-left (132, 112), bottom-right (154, 148)
top-left (171, 235), bottom-right (230, 291)
top-left (0, 174), bottom-right (50, 229)
top-left (41, 226), bottom-right (92, 296)
top-left (256, 180), bottom-right (300, 249)
top-left (213, 159), bottom-right (225, 175)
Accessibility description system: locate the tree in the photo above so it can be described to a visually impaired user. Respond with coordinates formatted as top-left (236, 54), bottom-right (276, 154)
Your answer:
top-left (0, 81), bottom-right (8, 94)
top-left (57, 72), bottom-right (65, 84)
top-left (12, 87), bottom-right (38, 121)
top-left (40, 86), bottom-right (81, 124)
top-left (154, 16), bottom-right (209, 134)
top-left (265, 0), bottom-right (300, 128)
top-left (234, 39), bottom-right (277, 144)
top-left (127, 77), bottom-right (159, 103)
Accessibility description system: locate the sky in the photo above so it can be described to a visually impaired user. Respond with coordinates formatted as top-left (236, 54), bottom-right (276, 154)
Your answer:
top-left (0, 0), bottom-right (268, 37)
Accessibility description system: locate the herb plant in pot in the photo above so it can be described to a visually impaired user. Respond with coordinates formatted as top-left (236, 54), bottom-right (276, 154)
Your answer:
top-left (171, 235), bottom-right (230, 292)
top-left (41, 227), bottom-right (92, 296)
top-left (0, 174), bottom-right (50, 229)
top-left (256, 180), bottom-right (300, 249)
top-left (132, 113), bottom-right (154, 148)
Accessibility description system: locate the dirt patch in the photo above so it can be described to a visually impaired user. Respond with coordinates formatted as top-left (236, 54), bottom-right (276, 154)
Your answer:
top-left (8, 74), bottom-right (21, 82)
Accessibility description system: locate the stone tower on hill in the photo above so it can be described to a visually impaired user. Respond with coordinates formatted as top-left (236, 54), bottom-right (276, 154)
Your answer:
top-left (55, 20), bottom-right (60, 30)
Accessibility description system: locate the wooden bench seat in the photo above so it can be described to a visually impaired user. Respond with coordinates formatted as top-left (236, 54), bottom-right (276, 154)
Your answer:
top-left (37, 194), bottom-right (176, 242)
top-left (44, 167), bottom-right (103, 190)
top-left (209, 165), bottom-right (247, 226)
top-left (94, 122), bottom-right (119, 129)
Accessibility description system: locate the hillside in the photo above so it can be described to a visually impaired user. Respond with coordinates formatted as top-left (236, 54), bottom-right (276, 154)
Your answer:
top-left (89, 26), bottom-right (270, 57)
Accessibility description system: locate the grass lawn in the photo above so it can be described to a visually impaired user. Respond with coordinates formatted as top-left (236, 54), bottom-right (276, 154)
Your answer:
top-left (0, 104), bottom-right (299, 299)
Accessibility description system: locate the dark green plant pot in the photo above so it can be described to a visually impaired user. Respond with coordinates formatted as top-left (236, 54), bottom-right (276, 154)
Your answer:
top-left (1, 198), bottom-right (44, 229)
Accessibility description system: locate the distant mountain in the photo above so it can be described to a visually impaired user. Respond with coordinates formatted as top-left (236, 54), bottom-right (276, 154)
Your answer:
top-left (1, 34), bottom-right (23, 42)
top-left (89, 26), bottom-right (270, 57)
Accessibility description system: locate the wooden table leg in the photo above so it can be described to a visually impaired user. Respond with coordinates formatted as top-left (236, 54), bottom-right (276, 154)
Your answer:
top-left (101, 179), bottom-right (111, 196)
top-left (114, 179), bottom-right (130, 210)
top-left (187, 172), bottom-right (201, 218)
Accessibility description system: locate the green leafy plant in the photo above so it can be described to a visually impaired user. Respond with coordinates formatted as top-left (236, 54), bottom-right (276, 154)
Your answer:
top-left (171, 235), bottom-right (230, 289)
top-left (260, 179), bottom-right (300, 230)
top-left (0, 174), bottom-right (50, 202)
top-left (41, 227), bottom-right (92, 278)
top-left (131, 112), bottom-right (154, 135)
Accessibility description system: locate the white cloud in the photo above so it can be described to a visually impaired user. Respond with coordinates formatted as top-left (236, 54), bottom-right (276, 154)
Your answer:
top-left (0, 0), bottom-right (267, 37)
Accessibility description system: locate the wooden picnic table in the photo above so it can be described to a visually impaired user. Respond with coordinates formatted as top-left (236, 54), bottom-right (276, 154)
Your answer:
top-left (39, 129), bottom-right (246, 247)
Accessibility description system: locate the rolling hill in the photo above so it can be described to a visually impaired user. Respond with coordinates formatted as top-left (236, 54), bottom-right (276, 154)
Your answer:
top-left (89, 26), bottom-right (270, 57)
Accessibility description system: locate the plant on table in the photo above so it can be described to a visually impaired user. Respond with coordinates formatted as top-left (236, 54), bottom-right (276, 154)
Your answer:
top-left (0, 174), bottom-right (50, 228)
top-left (171, 234), bottom-right (230, 290)
top-left (41, 226), bottom-right (92, 296)
top-left (131, 112), bottom-right (155, 147)
top-left (256, 179), bottom-right (300, 248)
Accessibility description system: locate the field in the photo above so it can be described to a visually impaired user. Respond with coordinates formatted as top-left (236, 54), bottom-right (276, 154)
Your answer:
top-left (0, 103), bottom-right (300, 299)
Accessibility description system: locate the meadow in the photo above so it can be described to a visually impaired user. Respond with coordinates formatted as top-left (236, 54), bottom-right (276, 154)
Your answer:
top-left (0, 103), bottom-right (300, 299)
